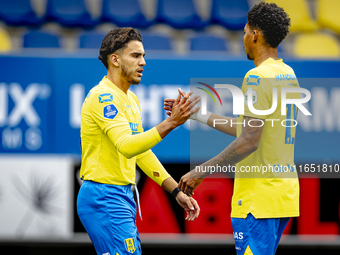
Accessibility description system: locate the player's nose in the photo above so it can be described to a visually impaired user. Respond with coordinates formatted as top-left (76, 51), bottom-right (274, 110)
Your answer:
top-left (139, 57), bottom-right (146, 66)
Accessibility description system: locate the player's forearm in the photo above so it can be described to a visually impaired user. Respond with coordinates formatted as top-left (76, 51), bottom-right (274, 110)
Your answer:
top-left (207, 114), bottom-right (237, 137)
top-left (162, 177), bottom-right (178, 193)
top-left (108, 127), bottom-right (162, 159)
top-left (155, 118), bottom-right (178, 139)
top-left (194, 136), bottom-right (258, 178)
top-left (137, 150), bottom-right (170, 186)
top-left (137, 150), bottom-right (181, 194)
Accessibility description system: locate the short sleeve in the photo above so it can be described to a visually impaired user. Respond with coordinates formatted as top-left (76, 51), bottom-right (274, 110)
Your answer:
top-left (88, 92), bottom-right (130, 134)
top-left (242, 70), bottom-right (271, 119)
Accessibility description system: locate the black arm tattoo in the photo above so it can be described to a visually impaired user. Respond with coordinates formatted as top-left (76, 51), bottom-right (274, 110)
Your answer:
top-left (203, 140), bottom-right (241, 168)
top-left (194, 116), bottom-right (264, 177)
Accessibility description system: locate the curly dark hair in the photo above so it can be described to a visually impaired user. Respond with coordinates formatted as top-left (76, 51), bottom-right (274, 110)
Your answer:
top-left (247, 2), bottom-right (290, 48)
top-left (98, 27), bottom-right (143, 69)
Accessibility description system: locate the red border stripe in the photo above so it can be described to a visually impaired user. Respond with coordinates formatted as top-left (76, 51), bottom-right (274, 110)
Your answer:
top-left (197, 82), bottom-right (223, 106)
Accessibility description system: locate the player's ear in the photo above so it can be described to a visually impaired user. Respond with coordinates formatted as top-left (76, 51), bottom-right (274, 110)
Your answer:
top-left (252, 29), bottom-right (259, 43)
top-left (109, 54), bottom-right (120, 67)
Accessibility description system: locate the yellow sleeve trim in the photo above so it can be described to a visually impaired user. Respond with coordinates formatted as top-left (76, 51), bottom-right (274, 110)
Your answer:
top-left (151, 126), bottom-right (162, 142)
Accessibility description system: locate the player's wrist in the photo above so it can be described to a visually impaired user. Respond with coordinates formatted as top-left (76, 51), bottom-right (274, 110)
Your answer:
top-left (164, 117), bottom-right (179, 129)
top-left (195, 110), bottom-right (211, 125)
top-left (172, 187), bottom-right (182, 198)
top-left (190, 110), bottom-right (198, 121)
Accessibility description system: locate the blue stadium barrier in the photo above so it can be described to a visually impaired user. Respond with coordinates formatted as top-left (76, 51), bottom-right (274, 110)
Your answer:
top-left (0, 54), bottom-right (339, 163)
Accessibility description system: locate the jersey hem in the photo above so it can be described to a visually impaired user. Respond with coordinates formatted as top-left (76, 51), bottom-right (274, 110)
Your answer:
top-left (231, 212), bottom-right (300, 219)
top-left (83, 178), bottom-right (136, 186)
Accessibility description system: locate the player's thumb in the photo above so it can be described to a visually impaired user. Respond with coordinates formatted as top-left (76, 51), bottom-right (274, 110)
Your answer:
top-left (185, 197), bottom-right (194, 210)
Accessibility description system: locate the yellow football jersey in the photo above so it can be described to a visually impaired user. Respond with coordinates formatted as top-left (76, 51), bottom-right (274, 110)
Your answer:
top-left (80, 76), bottom-right (170, 186)
top-left (231, 58), bottom-right (300, 219)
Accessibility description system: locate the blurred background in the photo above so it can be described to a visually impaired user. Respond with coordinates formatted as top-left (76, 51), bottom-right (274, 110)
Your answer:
top-left (0, 0), bottom-right (339, 254)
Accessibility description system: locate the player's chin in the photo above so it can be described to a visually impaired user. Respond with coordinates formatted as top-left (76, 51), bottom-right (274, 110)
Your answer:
top-left (131, 77), bottom-right (141, 85)
top-left (246, 54), bottom-right (254, 61)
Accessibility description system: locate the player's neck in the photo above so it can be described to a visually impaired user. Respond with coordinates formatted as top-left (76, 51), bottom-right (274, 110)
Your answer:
top-left (253, 47), bottom-right (278, 67)
top-left (107, 72), bottom-right (131, 94)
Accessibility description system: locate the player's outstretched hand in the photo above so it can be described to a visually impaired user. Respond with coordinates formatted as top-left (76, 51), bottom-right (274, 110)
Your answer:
top-left (164, 88), bottom-right (200, 118)
top-left (175, 192), bottom-right (200, 221)
top-left (166, 89), bottom-right (191, 126)
top-left (178, 171), bottom-right (204, 197)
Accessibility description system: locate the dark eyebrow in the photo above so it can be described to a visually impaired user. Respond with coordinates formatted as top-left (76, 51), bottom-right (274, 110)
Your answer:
top-left (131, 52), bottom-right (145, 57)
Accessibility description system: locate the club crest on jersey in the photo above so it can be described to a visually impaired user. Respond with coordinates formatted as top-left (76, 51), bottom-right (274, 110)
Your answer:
top-left (99, 93), bottom-right (113, 103)
top-left (246, 75), bottom-right (261, 86)
top-left (124, 237), bottom-right (136, 253)
top-left (103, 104), bottom-right (118, 119)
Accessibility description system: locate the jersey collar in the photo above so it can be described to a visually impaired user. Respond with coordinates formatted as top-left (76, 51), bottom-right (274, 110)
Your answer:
top-left (101, 76), bottom-right (130, 99)
top-left (259, 57), bottom-right (283, 67)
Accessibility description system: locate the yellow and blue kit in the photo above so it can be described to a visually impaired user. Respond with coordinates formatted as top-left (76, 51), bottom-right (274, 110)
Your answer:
top-left (231, 214), bottom-right (290, 255)
top-left (77, 76), bottom-right (170, 255)
top-left (231, 58), bottom-right (300, 254)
